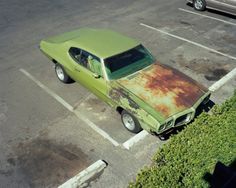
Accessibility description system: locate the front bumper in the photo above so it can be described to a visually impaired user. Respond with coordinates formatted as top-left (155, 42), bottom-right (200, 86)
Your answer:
top-left (156, 91), bottom-right (211, 134)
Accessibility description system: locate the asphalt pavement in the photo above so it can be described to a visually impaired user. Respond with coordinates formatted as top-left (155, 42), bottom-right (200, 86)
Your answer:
top-left (0, 0), bottom-right (236, 187)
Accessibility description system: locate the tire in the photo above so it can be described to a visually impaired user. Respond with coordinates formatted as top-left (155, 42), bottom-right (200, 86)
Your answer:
top-left (193, 0), bottom-right (206, 11)
top-left (121, 110), bottom-right (142, 133)
top-left (158, 134), bottom-right (168, 141)
top-left (55, 63), bottom-right (74, 83)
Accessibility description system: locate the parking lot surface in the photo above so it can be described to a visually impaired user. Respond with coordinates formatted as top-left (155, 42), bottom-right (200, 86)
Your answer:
top-left (0, 0), bottom-right (236, 187)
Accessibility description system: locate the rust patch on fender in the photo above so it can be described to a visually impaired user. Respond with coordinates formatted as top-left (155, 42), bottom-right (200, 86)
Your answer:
top-left (155, 104), bottom-right (170, 117)
top-left (117, 62), bottom-right (207, 118)
top-left (109, 87), bottom-right (139, 110)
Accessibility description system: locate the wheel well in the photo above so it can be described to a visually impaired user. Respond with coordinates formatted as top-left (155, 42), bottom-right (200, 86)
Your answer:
top-left (116, 106), bottom-right (124, 114)
top-left (52, 59), bottom-right (57, 64)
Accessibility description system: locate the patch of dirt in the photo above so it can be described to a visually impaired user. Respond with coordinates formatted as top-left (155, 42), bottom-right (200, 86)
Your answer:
top-left (222, 35), bottom-right (236, 44)
top-left (9, 138), bottom-right (90, 187)
top-left (0, 169), bottom-right (13, 177)
top-left (174, 55), bottom-right (231, 81)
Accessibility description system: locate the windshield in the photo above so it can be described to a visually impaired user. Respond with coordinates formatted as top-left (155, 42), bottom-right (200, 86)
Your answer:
top-left (104, 45), bottom-right (155, 80)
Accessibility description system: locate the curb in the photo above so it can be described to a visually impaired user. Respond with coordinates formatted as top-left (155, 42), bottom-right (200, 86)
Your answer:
top-left (58, 160), bottom-right (107, 188)
top-left (123, 130), bottom-right (149, 150)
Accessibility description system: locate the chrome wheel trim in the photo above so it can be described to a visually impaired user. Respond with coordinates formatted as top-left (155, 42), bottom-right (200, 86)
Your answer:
top-left (194, 0), bottom-right (203, 10)
top-left (123, 113), bottom-right (135, 131)
top-left (56, 66), bottom-right (64, 81)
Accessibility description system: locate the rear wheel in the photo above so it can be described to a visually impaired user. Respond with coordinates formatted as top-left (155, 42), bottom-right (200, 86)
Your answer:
top-left (193, 0), bottom-right (206, 11)
top-left (55, 63), bottom-right (74, 83)
top-left (121, 110), bottom-right (142, 133)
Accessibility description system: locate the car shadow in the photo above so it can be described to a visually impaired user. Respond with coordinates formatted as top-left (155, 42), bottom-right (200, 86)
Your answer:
top-left (186, 2), bottom-right (236, 20)
top-left (156, 99), bottom-right (215, 141)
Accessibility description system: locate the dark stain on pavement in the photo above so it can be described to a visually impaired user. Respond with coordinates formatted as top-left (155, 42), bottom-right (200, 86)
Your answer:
top-left (205, 68), bottom-right (228, 81)
top-left (174, 55), bottom-right (231, 81)
top-left (179, 20), bottom-right (192, 26)
top-left (10, 138), bottom-right (91, 187)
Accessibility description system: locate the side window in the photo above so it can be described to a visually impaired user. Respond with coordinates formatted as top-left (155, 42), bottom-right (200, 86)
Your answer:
top-left (69, 47), bottom-right (81, 63)
top-left (69, 47), bottom-right (102, 75)
top-left (80, 50), bottom-right (90, 68)
top-left (88, 55), bottom-right (103, 76)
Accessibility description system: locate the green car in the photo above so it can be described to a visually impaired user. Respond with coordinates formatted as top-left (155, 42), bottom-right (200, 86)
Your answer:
top-left (40, 28), bottom-right (210, 137)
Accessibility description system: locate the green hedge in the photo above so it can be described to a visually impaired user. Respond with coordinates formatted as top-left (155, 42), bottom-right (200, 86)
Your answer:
top-left (129, 92), bottom-right (236, 188)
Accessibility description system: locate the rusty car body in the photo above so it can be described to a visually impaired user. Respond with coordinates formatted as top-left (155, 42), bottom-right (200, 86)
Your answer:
top-left (40, 28), bottom-right (211, 137)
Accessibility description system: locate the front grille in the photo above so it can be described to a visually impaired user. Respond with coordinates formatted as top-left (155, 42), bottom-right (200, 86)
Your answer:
top-left (175, 114), bottom-right (190, 126)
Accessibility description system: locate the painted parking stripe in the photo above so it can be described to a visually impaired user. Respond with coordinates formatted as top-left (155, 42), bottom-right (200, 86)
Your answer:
top-left (208, 67), bottom-right (236, 92)
top-left (140, 23), bottom-right (236, 92)
top-left (179, 8), bottom-right (236, 26)
top-left (20, 68), bottom-right (74, 112)
top-left (74, 111), bottom-right (120, 147)
top-left (140, 23), bottom-right (236, 60)
top-left (20, 69), bottom-right (120, 147)
top-left (123, 130), bottom-right (149, 150)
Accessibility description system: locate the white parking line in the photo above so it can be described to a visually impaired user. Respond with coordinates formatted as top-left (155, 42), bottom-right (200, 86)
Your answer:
top-left (140, 23), bottom-right (236, 60)
top-left (20, 69), bottom-right (120, 147)
top-left (20, 69), bottom-right (74, 112)
top-left (74, 111), bottom-right (120, 147)
top-left (123, 130), bottom-right (149, 150)
top-left (140, 23), bottom-right (236, 92)
top-left (208, 67), bottom-right (236, 92)
top-left (179, 8), bottom-right (236, 26)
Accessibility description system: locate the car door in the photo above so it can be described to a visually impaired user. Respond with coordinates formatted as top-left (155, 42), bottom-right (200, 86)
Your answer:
top-left (207, 0), bottom-right (227, 10)
top-left (223, 0), bottom-right (236, 14)
top-left (68, 47), bottom-right (109, 102)
top-left (208, 0), bottom-right (236, 13)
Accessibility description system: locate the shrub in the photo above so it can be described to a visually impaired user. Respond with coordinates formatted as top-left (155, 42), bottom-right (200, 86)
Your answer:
top-left (129, 92), bottom-right (236, 188)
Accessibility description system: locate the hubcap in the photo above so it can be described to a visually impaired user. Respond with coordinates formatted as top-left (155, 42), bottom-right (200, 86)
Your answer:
top-left (123, 114), bottom-right (135, 130)
top-left (56, 66), bottom-right (64, 81)
top-left (195, 0), bottom-right (203, 9)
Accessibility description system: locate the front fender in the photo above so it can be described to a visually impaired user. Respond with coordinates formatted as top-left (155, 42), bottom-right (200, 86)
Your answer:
top-left (109, 86), bottom-right (160, 132)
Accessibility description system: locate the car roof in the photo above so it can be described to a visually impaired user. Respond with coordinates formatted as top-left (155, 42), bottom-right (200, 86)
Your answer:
top-left (46, 28), bottom-right (140, 59)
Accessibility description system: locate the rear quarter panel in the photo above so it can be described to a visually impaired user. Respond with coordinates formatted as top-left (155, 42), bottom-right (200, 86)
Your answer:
top-left (40, 41), bottom-right (75, 75)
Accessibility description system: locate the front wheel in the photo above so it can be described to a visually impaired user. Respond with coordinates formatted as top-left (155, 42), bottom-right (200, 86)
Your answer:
top-left (55, 63), bottom-right (74, 83)
top-left (121, 110), bottom-right (142, 133)
top-left (193, 0), bottom-right (206, 11)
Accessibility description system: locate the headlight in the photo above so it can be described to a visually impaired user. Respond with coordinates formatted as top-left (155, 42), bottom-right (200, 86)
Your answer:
top-left (166, 119), bottom-right (173, 128)
top-left (159, 119), bottom-right (173, 132)
top-left (159, 124), bottom-right (166, 131)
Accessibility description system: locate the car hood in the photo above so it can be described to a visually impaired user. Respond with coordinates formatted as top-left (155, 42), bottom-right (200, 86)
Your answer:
top-left (115, 63), bottom-right (208, 118)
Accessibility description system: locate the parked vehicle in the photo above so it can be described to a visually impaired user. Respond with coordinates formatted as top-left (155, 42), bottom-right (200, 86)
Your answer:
top-left (40, 28), bottom-right (210, 137)
top-left (187, 0), bottom-right (236, 15)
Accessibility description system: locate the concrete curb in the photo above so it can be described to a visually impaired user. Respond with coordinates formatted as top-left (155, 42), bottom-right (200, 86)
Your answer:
top-left (58, 160), bottom-right (107, 188)
top-left (123, 130), bottom-right (149, 150)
